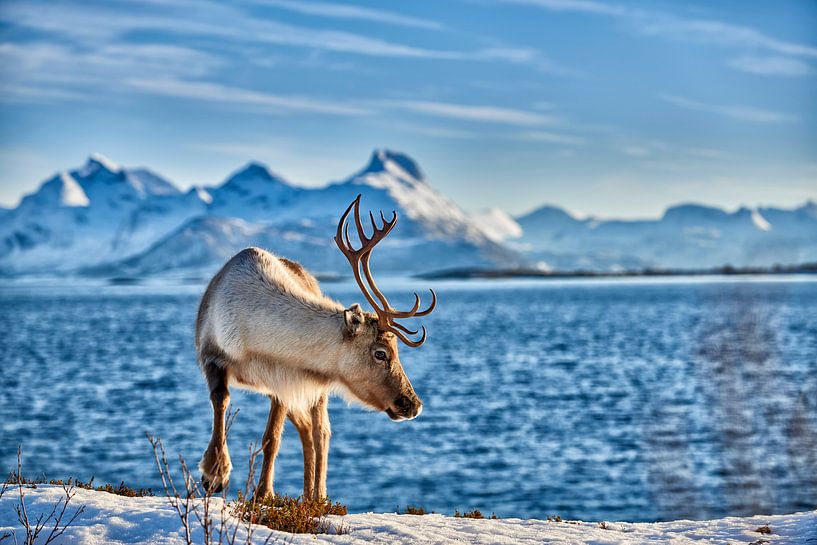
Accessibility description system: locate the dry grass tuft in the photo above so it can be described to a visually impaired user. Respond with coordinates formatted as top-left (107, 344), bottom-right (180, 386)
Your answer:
top-left (453, 509), bottom-right (498, 520)
top-left (7, 474), bottom-right (153, 498)
top-left (398, 505), bottom-right (430, 515)
top-left (235, 493), bottom-right (347, 534)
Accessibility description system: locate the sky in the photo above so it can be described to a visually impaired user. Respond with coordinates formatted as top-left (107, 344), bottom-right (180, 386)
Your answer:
top-left (0, 0), bottom-right (815, 218)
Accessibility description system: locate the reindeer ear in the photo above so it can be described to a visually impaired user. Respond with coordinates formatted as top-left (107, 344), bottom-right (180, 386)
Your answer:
top-left (343, 304), bottom-right (366, 336)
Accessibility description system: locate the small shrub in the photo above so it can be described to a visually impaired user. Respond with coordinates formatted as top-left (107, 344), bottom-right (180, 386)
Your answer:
top-left (453, 509), bottom-right (498, 520)
top-left (547, 515), bottom-right (562, 522)
top-left (398, 505), bottom-right (430, 515)
top-left (5, 474), bottom-right (153, 498)
top-left (235, 492), bottom-right (347, 534)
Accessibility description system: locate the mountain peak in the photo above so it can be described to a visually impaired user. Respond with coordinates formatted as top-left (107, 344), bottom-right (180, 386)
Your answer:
top-left (517, 204), bottom-right (581, 224)
top-left (360, 149), bottom-right (425, 181)
top-left (662, 203), bottom-right (728, 222)
top-left (799, 200), bottom-right (817, 216)
top-left (223, 162), bottom-right (290, 186)
top-left (83, 153), bottom-right (120, 174)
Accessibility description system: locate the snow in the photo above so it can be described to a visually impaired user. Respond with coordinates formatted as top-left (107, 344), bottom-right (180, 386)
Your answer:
top-left (57, 172), bottom-right (90, 207)
top-left (469, 208), bottom-right (523, 241)
top-left (0, 486), bottom-right (813, 545)
top-left (751, 209), bottom-right (772, 231)
top-left (81, 152), bottom-right (120, 175)
top-left (194, 187), bottom-right (214, 204)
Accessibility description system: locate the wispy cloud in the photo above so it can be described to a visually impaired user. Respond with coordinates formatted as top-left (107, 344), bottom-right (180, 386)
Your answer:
top-left (0, 1), bottom-right (554, 65)
top-left (0, 41), bottom-right (219, 81)
top-left (386, 100), bottom-right (558, 126)
top-left (473, 47), bottom-right (581, 75)
top-left (661, 95), bottom-right (797, 124)
top-left (499, 0), bottom-right (817, 59)
top-left (126, 78), bottom-right (368, 116)
top-left (513, 130), bottom-right (587, 145)
top-left (613, 137), bottom-right (728, 160)
top-left (0, 83), bottom-right (87, 104)
top-left (0, 1), bottom-right (452, 59)
top-left (502, 0), bottom-right (623, 16)
top-left (635, 16), bottom-right (817, 59)
top-left (727, 56), bottom-right (813, 77)
top-left (386, 122), bottom-right (482, 139)
top-left (0, 41), bottom-right (223, 102)
top-left (252, 0), bottom-right (445, 30)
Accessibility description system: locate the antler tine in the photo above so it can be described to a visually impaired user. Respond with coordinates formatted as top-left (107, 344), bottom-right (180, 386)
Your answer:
top-left (386, 320), bottom-right (419, 336)
top-left (384, 325), bottom-right (427, 348)
top-left (352, 196), bottom-right (371, 244)
top-left (412, 289), bottom-right (437, 317)
top-left (334, 195), bottom-right (359, 252)
top-left (343, 222), bottom-right (353, 251)
top-left (381, 291), bottom-right (422, 318)
top-left (373, 289), bottom-right (437, 319)
top-left (369, 211), bottom-right (377, 236)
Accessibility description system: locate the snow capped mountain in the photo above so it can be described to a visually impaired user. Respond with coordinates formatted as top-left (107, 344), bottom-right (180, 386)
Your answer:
top-left (516, 201), bottom-right (817, 270)
top-left (1, 150), bottom-right (522, 277)
top-left (330, 149), bottom-right (492, 242)
top-left (2, 151), bottom-right (815, 278)
top-left (110, 149), bottom-right (522, 276)
top-left (0, 154), bottom-right (208, 274)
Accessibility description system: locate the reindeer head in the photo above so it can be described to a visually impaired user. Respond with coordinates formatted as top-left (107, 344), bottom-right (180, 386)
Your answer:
top-left (334, 195), bottom-right (436, 421)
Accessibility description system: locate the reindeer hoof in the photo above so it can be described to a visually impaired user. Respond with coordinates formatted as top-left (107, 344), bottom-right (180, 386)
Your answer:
top-left (202, 476), bottom-right (227, 494)
top-left (252, 486), bottom-right (274, 503)
top-left (199, 444), bottom-right (232, 494)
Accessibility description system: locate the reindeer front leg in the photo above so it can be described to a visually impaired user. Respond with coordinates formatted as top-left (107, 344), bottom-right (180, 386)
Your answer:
top-left (256, 397), bottom-right (287, 500)
top-left (311, 394), bottom-right (331, 500)
top-left (200, 361), bottom-right (232, 493)
top-left (289, 411), bottom-right (316, 499)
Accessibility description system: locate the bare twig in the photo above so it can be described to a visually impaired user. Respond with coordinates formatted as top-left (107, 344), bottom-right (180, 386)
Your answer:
top-left (0, 478), bottom-right (10, 542)
top-left (146, 433), bottom-right (193, 545)
top-left (11, 447), bottom-right (85, 545)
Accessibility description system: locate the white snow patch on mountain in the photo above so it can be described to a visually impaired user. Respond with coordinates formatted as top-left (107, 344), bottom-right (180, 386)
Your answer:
top-left (752, 209), bottom-right (772, 231)
top-left (470, 208), bottom-right (523, 241)
top-left (57, 172), bottom-right (90, 207)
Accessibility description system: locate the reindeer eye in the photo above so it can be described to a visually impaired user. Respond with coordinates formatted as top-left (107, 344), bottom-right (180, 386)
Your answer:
top-left (374, 349), bottom-right (388, 361)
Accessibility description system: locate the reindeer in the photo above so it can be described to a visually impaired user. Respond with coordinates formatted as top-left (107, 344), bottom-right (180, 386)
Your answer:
top-left (195, 195), bottom-right (436, 500)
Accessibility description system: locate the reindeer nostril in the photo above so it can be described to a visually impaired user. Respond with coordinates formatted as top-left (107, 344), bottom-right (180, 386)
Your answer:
top-left (395, 395), bottom-right (412, 412)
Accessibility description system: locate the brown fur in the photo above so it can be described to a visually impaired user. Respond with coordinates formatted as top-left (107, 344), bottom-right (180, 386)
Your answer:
top-left (279, 257), bottom-right (322, 296)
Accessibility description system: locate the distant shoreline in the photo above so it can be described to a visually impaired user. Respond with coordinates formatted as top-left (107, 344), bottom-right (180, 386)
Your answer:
top-left (417, 262), bottom-right (817, 280)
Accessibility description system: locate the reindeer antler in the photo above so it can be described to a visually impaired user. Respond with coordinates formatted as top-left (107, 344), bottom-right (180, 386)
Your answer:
top-left (334, 195), bottom-right (436, 347)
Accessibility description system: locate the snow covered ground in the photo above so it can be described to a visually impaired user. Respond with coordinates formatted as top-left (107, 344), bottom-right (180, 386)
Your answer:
top-left (1, 485), bottom-right (813, 544)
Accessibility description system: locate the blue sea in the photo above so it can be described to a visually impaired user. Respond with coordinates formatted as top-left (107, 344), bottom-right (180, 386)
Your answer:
top-left (1, 276), bottom-right (815, 522)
